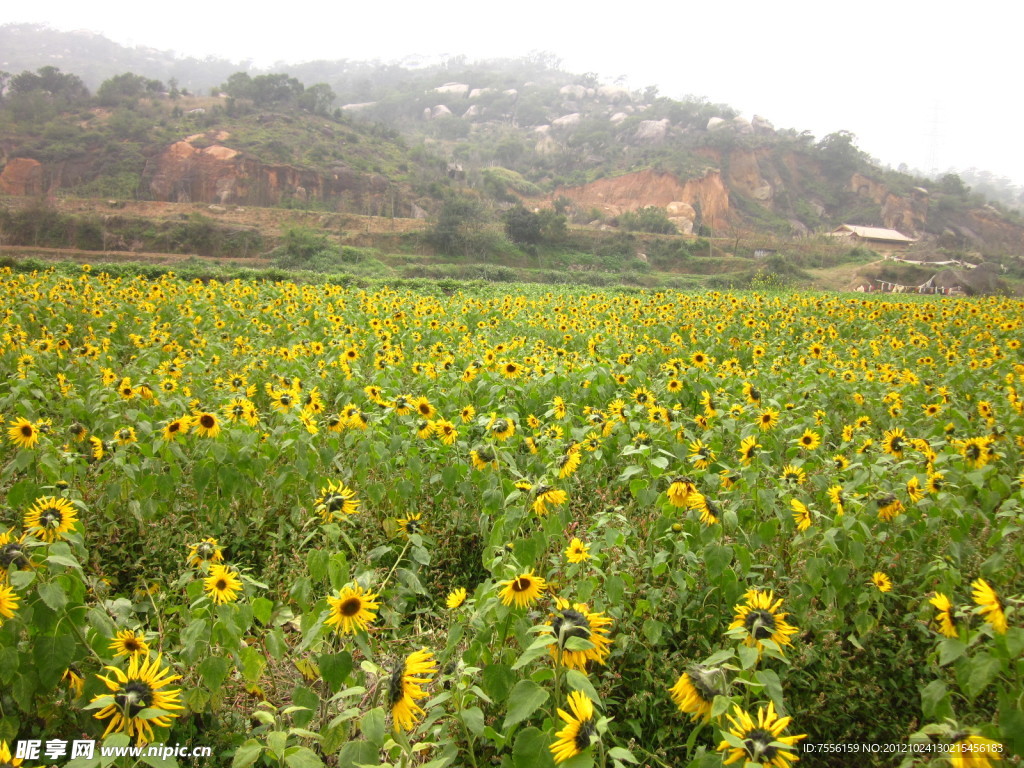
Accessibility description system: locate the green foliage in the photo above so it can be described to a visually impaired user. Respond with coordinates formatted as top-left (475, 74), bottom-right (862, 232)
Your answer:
top-left (425, 196), bottom-right (508, 258)
top-left (617, 207), bottom-right (677, 235)
top-left (96, 73), bottom-right (164, 107)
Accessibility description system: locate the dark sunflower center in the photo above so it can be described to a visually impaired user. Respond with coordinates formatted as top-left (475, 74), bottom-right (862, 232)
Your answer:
top-left (966, 444), bottom-right (981, 460)
top-left (761, 414), bottom-right (772, 423)
top-left (573, 717), bottom-right (596, 751)
top-left (387, 663), bottom-right (405, 706)
top-left (339, 597), bottom-right (362, 617)
top-left (493, 420), bottom-right (508, 433)
top-left (233, 405), bottom-right (245, 416)
top-left (124, 638), bottom-right (142, 652)
top-left (20, 425), bottom-right (33, 437)
top-left (280, 395), bottom-right (292, 406)
top-left (742, 728), bottom-right (778, 761)
top-left (168, 422), bottom-right (181, 433)
top-left (512, 577), bottom-right (533, 593)
top-left (552, 609), bottom-right (591, 648)
top-left (419, 404), bottom-right (430, 415)
top-left (215, 578), bottom-right (228, 591)
top-left (40, 508), bottom-right (63, 528)
top-left (0, 543), bottom-right (28, 568)
top-left (116, 680), bottom-right (154, 718)
top-left (743, 609), bottom-right (777, 640)
top-left (200, 415), bottom-right (215, 428)
top-left (891, 437), bottom-right (904, 451)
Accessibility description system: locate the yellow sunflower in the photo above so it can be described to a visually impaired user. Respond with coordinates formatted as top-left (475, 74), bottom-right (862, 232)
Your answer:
top-left (717, 701), bottom-right (805, 768)
top-left (470, 445), bottom-right (498, 471)
top-left (0, 739), bottom-right (24, 766)
top-left (186, 537), bottom-right (224, 569)
top-left (7, 417), bottom-right (40, 449)
top-left (446, 587), bottom-right (467, 609)
top-left (0, 584), bottom-right (20, 624)
top-left (499, 570), bottom-right (547, 609)
top-left (728, 589), bottom-right (799, 655)
top-left (871, 572), bottom-right (893, 593)
top-left (547, 599), bottom-right (612, 671)
top-left (797, 429), bottom-right (821, 451)
top-left (947, 732), bottom-right (1004, 768)
top-left (790, 499), bottom-right (812, 532)
top-left (565, 538), bottom-right (590, 563)
top-left (91, 653), bottom-right (184, 745)
top-left (929, 592), bottom-right (959, 638)
top-left (669, 665), bottom-right (727, 723)
top-left (110, 629), bottom-right (150, 657)
top-left (204, 564), bottom-right (242, 605)
top-left (314, 479), bottom-right (360, 521)
top-left (971, 578), bottom-right (1008, 634)
top-left (667, 477), bottom-right (694, 507)
top-left (193, 411), bottom-right (221, 438)
top-left (24, 495), bottom-right (79, 543)
top-left (325, 583), bottom-right (380, 635)
top-left (550, 691), bottom-right (598, 764)
top-left (533, 486), bottom-right (568, 516)
top-left (388, 648), bottom-right (437, 731)
top-left (0, 528), bottom-right (31, 581)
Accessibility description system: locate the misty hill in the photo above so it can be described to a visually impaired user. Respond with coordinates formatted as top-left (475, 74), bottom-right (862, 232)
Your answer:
top-left (2, 22), bottom-right (1024, 288)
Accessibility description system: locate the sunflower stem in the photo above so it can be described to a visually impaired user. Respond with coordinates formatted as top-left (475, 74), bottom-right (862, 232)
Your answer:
top-left (377, 537), bottom-right (412, 594)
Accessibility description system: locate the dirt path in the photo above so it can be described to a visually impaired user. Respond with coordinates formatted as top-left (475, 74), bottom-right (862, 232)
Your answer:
top-left (4, 196), bottom-right (429, 236)
top-left (0, 244), bottom-right (273, 268)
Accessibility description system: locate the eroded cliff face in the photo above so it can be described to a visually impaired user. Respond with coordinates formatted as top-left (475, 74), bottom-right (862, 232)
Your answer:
top-left (850, 173), bottom-right (929, 233)
top-left (141, 131), bottom-right (393, 211)
top-left (550, 168), bottom-right (730, 232)
top-left (0, 158), bottom-right (44, 196)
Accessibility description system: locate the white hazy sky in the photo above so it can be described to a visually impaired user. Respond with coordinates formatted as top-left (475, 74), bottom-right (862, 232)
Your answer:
top-left (6, 0), bottom-right (1023, 186)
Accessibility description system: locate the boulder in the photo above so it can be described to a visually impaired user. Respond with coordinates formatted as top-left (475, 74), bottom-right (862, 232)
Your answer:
top-left (431, 105), bottom-right (453, 119)
top-left (462, 104), bottom-right (480, 119)
top-left (552, 113), bottom-right (581, 128)
top-left (341, 102), bottom-right (377, 112)
top-left (598, 85), bottom-right (631, 103)
top-left (433, 82), bottom-right (470, 97)
top-left (635, 119), bottom-right (670, 142)
top-left (610, 112), bottom-right (629, 124)
top-left (732, 116), bottom-right (753, 134)
top-left (559, 84), bottom-right (588, 99)
top-left (468, 88), bottom-right (494, 99)
top-left (751, 115), bottom-right (775, 134)
top-left (707, 117), bottom-right (727, 131)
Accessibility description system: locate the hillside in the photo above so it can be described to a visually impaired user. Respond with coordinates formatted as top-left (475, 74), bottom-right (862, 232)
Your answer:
top-left (2, 24), bottom-right (1024, 292)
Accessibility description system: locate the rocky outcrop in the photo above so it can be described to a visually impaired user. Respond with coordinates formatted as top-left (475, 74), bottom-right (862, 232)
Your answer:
top-left (726, 149), bottom-right (772, 202)
top-left (141, 131), bottom-right (392, 210)
top-left (851, 173), bottom-right (928, 233)
top-left (0, 158), bottom-right (44, 196)
top-left (635, 119), bottom-right (669, 143)
top-left (550, 168), bottom-right (730, 229)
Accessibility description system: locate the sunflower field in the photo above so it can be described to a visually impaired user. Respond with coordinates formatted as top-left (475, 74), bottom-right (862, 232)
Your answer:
top-left (0, 265), bottom-right (1021, 768)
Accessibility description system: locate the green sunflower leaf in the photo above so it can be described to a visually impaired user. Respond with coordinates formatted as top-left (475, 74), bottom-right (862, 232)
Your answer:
top-left (503, 679), bottom-right (549, 730)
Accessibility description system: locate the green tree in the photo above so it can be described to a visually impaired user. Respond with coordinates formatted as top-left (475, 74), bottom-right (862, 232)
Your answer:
top-left (618, 207), bottom-right (677, 234)
top-left (97, 73), bottom-right (164, 106)
top-left (502, 204), bottom-right (542, 245)
top-left (426, 196), bottom-right (495, 257)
